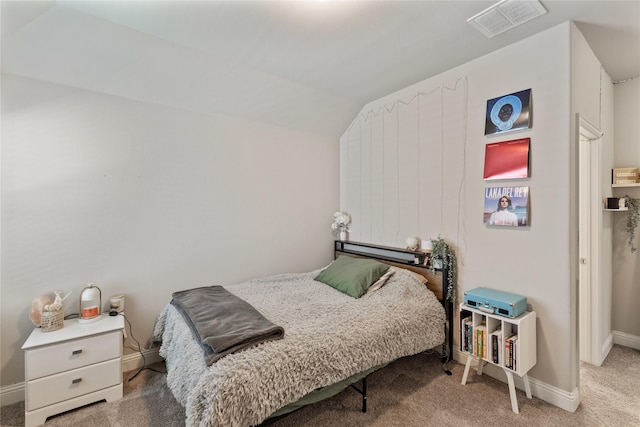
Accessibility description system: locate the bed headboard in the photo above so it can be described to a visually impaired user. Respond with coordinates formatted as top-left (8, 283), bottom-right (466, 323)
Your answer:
top-left (333, 240), bottom-right (444, 301)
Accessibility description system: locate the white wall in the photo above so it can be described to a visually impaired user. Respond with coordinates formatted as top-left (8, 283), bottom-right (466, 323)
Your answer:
top-left (340, 78), bottom-right (468, 248)
top-left (1, 75), bottom-right (339, 390)
top-left (612, 77), bottom-right (640, 345)
top-left (340, 20), bottom-right (627, 411)
top-left (342, 23), bottom-right (577, 405)
top-left (598, 69), bottom-right (615, 361)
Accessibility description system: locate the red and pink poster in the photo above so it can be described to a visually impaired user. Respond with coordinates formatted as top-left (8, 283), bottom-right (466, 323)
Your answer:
top-left (483, 138), bottom-right (530, 180)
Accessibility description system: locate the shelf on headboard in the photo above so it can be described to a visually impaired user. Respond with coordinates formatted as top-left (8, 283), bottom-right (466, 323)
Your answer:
top-left (334, 240), bottom-right (429, 266)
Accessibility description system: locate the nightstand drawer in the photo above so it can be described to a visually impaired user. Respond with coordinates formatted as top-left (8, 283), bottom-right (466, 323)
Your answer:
top-left (25, 358), bottom-right (121, 411)
top-left (25, 330), bottom-right (121, 380)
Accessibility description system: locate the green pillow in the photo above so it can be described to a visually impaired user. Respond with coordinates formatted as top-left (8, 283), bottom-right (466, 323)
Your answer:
top-left (314, 255), bottom-right (390, 298)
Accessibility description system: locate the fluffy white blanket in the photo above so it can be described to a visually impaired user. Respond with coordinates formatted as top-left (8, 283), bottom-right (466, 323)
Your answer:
top-left (153, 267), bottom-right (445, 427)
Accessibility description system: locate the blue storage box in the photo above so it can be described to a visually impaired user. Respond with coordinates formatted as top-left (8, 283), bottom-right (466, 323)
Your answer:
top-left (464, 287), bottom-right (527, 318)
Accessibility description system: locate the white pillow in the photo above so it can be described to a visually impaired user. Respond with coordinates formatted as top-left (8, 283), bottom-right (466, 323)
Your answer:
top-left (365, 269), bottom-right (395, 294)
top-left (410, 271), bottom-right (429, 285)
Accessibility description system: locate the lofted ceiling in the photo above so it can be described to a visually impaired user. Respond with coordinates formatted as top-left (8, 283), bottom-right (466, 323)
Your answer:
top-left (2, 1), bottom-right (639, 137)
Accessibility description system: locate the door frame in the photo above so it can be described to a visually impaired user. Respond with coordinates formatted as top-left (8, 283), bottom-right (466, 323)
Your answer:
top-left (578, 115), bottom-right (603, 365)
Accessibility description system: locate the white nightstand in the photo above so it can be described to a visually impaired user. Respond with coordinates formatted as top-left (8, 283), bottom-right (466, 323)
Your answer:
top-left (22, 314), bottom-right (124, 427)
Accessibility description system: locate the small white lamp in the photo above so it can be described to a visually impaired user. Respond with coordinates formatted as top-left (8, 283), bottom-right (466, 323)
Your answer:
top-left (78, 283), bottom-right (102, 323)
top-left (406, 237), bottom-right (420, 251)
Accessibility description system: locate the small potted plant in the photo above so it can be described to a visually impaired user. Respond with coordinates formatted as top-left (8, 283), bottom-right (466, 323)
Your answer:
top-left (429, 237), bottom-right (456, 301)
top-left (623, 195), bottom-right (639, 252)
top-left (331, 211), bottom-right (352, 241)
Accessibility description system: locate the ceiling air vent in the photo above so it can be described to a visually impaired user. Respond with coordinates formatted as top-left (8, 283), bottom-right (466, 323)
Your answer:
top-left (467, 0), bottom-right (547, 38)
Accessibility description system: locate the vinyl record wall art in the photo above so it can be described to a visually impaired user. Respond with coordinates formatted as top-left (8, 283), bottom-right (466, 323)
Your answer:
top-left (483, 186), bottom-right (529, 227)
top-left (484, 138), bottom-right (530, 180)
top-left (484, 89), bottom-right (531, 136)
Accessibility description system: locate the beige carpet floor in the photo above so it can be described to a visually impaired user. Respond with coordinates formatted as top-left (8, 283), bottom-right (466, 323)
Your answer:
top-left (2, 345), bottom-right (638, 426)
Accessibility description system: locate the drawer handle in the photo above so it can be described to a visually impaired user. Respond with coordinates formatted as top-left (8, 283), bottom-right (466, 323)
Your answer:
top-left (71, 378), bottom-right (82, 384)
top-left (71, 349), bottom-right (83, 355)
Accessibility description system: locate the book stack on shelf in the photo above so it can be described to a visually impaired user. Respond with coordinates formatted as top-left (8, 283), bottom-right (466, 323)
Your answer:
top-left (462, 316), bottom-right (472, 354)
top-left (461, 316), bottom-right (520, 369)
top-left (490, 327), bottom-right (503, 365)
top-left (505, 334), bottom-right (517, 371)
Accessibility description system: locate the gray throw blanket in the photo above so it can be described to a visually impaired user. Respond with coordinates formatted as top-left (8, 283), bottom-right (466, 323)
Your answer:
top-left (171, 286), bottom-right (284, 365)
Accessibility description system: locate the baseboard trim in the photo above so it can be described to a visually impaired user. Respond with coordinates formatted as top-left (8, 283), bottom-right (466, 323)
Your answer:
top-left (122, 347), bottom-right (162, 372)
top-left (612, 330), bottom-right (640, 350)
top-left (596, 333), bottom-right (614, 366)
top-left (1, 348), bottom-right (162, 407)
top-left (0, 382), bottom-right (25, 408)
top-left (453, 349), bottom-right (580, 413)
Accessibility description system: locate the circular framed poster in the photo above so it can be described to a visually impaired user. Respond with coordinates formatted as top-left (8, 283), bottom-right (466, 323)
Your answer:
top-left (485, 89), bottom-right (531, 136)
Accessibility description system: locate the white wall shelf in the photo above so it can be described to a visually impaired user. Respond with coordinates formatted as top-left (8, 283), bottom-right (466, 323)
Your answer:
top-left (612, 183), bottom-right (640, 188)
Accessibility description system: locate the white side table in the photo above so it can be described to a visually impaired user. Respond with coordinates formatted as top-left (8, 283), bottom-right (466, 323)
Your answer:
top-left (22, 314), bottom-right (124, 427)
top-left (459, 303), bottom-right (536, 414)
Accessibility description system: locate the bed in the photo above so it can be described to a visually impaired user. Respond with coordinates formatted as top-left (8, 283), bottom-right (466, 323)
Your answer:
top-left (153, 241), bottom-right (452, 426)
